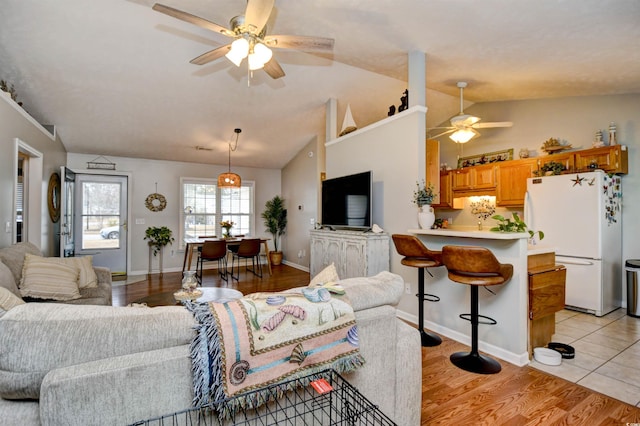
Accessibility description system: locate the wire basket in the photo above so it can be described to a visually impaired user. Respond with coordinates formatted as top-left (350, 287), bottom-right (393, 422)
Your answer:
top-left (130, 369), bottom-right (396, 426)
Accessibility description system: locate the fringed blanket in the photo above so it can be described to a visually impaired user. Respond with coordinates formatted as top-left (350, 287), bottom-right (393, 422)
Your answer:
top-left (184, 283), bottom-right (365, 415)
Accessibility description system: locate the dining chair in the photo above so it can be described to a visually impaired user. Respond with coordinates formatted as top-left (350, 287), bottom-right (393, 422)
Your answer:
top-left (230, 238), bottom-right (262, 280)
top-left (196, 240), bottom-right (228, 283)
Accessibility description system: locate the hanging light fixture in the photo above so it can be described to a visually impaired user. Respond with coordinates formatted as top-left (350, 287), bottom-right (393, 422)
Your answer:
top-left (217, 128), bottom-right (242, 188)
top-left (449, 128), bottom-right (478, 144)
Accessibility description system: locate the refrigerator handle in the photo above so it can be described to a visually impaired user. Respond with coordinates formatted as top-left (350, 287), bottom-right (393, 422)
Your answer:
top-left (524, 191), bottom-right (531, 228)
top-left (556, 258), bottom-right (595, 266)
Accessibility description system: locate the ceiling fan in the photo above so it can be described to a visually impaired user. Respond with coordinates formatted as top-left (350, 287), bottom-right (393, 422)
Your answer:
top-left (152, 0), bottom-right (334, 79)
top-left (429, 82), bottom-right (513, 143)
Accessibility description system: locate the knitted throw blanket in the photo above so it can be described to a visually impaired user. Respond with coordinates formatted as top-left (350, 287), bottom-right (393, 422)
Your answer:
top-left (185, 283), bottom-right (365, 416)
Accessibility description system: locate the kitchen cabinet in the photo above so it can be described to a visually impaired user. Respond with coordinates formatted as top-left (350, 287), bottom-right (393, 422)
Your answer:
top-left (535, 153), bottom-right (575, 174)
top-left (574, 145), bottom-right (628, 174)
top-left (451, 164), bottom-right (497, 197)
top-left (496, 159), bottom-right (536, 207)
top-left (310, 230), bottom-right (389, 279)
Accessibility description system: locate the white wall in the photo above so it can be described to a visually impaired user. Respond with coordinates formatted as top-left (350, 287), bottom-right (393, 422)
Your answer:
top-left (67, 153), bottom-right (281, 275)
top-left (281, 137), bottom-right (323, 271)
top-left (326, 107), bottom-right (427, 315)
top-left (0, 94), bottom-right (67, 254)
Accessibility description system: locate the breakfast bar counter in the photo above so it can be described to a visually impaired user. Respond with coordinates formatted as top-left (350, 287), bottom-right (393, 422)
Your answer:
top-left (408, 227), bottom-right (531, 366)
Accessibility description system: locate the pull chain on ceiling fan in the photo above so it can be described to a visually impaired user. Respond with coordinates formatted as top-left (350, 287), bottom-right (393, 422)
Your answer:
top-left (152, 0), bottom-right (334, 80)
top-left (428, 81), bottom-right (513, 143)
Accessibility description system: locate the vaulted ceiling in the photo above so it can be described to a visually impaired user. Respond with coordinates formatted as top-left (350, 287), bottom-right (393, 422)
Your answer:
top-left (1, 0), bottom-right (638, 169)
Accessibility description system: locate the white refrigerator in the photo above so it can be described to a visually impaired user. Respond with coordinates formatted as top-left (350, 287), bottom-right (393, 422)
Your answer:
top-left (526, 170), bottom-right (622, 316)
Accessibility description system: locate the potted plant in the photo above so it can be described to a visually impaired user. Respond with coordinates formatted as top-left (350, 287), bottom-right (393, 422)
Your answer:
top-left (261, 195), bottom-right (287, 266)
top-left (220, 220), bottom-right (235, 238)
top-left (412, 180), bottom-right (436, 229)
top-left (490, 213), bottom-right (544, 242)
top-left (144, 226), bottom-right (175, 256)
top-left (534, 161), bottom-right (565, 176)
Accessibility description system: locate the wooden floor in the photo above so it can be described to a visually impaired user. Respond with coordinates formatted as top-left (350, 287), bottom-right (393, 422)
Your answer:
top-left (112, 265), bottom-right (640, 425)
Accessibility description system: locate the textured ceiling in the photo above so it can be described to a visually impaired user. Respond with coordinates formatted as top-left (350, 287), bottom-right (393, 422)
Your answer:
top-left (1, 0), bottom-right (639, 169)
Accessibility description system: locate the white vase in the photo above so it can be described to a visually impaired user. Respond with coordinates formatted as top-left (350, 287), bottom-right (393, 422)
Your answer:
top-left (418, 205), bottom-right (435, 229)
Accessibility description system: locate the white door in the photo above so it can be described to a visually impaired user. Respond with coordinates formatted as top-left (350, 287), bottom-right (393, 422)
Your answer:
top-left (73, 174), bottom-right (128, 275)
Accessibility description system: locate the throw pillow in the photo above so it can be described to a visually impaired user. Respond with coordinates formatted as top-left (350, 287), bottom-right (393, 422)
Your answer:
top-left (0, 261), bottom-right (21, 298)
top-left (19, 254), bottom-right (81, 301)
top-left (62, 256), bottom-right (98, 289)
top-left (309, 262), bottom-right (339, 286)
top-left (0, 287), bottom-right (25, 316)
top-left (0, 242), bottom-right (41, 285)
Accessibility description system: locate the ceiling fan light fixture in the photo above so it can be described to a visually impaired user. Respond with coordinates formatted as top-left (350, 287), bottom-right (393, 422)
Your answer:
top-left (248, 42), bottom-right (272, 70)
top-left (225, 37), bottom-right (249, 66)
top-left (450, 128), bottom-right (477, 144)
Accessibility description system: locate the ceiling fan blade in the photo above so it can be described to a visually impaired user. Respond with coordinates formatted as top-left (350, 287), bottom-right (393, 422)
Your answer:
top-left (429, 129), bottom-right (456, 139)
top-left (472, 121), bottom-right (514, 129)
top-left (263, 58), bottom-right (285, 79)
top-left (244, 0), bottom-right (275, 34)
top-left (190, 44), bottom-right (231, 65)
top-left (152, 3), bottom-right (234, 37)
top-left (264, 35), bottom-right (335, 52)
top-left (450, 114), bottom-right (481, 128)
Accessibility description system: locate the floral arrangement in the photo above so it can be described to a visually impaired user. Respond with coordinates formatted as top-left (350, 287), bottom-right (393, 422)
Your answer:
top-left (220, 220), bottom-right (235, 237)
top-left (412, 180), bottom-right (435, 207)
top-left (470, 197), bottom-right (496, 221)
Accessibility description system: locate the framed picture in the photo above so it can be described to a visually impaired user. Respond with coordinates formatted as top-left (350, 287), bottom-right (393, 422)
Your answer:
top-left (457, 148), bottom-right (514, 169)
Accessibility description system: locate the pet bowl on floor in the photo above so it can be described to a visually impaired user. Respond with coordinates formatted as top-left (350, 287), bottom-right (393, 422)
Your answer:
top-left (534, 347), bottom-right (562, 366)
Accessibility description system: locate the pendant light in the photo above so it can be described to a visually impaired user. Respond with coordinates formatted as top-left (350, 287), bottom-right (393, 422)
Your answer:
top-left (217, 128), bottom-right (242, 188)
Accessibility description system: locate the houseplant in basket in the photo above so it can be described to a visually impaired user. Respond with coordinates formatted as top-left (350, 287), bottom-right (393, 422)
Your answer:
top-left (413, 180), bottom-right (436, 229)
top-left (261, 195), bottom-right (287, 265)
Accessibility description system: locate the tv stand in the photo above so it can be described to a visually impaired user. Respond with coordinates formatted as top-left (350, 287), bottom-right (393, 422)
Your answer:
top-left (310, 229), bottom-right (390, 279)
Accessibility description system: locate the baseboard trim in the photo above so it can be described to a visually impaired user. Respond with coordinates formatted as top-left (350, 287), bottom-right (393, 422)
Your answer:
top-left (396, 309), bottom-right (530, 367)
top-left (282, 260), bottom-right (309, 273)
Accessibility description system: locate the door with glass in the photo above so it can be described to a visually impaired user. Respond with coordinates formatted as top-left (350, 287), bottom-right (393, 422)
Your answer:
top-left (73, 174), bottom-right (128, 275)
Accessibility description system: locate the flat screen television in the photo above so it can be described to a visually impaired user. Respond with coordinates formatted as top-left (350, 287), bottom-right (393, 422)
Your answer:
top-left (321, 171), bottom-right (372, 230)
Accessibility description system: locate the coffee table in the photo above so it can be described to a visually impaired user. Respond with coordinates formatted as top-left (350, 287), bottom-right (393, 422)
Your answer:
top-left (134, 287), bottom-right (243, 307)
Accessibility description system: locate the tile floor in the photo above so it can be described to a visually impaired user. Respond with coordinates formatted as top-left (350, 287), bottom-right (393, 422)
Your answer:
top-left (529, 308), bottom-right (640, 406)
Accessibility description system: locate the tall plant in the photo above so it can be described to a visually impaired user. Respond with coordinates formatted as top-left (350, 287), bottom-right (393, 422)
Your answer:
top-left (261, 196), bottom-right (287, 252)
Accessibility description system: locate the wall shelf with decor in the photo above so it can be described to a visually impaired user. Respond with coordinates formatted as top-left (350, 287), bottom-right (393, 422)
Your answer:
top-left (0, 90), bottom-right (55, 141)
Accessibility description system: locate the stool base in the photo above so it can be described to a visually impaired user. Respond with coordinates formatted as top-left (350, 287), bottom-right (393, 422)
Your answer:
top-left (450, 351), bottom-right (501, 374)
top-left (420, 329), bottom-right (442, 347)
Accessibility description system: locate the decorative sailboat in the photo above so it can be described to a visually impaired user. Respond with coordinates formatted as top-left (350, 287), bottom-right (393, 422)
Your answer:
top-left (339, 104), bottom-right (357, 136)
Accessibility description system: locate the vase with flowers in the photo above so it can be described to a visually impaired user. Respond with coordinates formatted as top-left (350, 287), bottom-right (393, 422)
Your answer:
top-left (470, 197), bottom-right (496, 230)
top-left (220, 220), bottom-right (235, 239)
top-left (412, 180), bottom-right (436, 229)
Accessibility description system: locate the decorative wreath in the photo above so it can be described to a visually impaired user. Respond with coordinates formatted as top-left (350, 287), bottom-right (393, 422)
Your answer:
top-left (145, 193), bottom-right (167, 212)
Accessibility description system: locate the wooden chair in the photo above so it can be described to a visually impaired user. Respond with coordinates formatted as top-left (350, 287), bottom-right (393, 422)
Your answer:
top-left (442, 245), bottom-right (513, 374)
top-left (230, 238), bottom-right (262, 280)
top-left (196, 240), bottom-right (228, 283)
top-left (392, 234), bottom-right (444, 347)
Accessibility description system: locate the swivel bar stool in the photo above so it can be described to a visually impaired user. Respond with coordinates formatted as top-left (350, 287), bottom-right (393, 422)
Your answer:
top-left (442, 245), bottom-right (513, 374)
top-left (392, 234), bottom-right (443, 347)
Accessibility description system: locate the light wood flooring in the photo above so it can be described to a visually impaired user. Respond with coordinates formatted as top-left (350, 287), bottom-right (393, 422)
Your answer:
top-left (112, 265), bottom-right (640, 425)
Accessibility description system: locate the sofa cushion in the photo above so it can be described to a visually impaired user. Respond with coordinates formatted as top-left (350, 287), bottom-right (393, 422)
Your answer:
top-left (0, 261), bottom-right (20, 298)
top-left (19, 254), bottom-right (81, 301)
top-left (0, 303), bottom-right (196, 399)
top-left (338, 271), bottom-right (404, 312)
top-left (0, 242), bottom-right (41, 285)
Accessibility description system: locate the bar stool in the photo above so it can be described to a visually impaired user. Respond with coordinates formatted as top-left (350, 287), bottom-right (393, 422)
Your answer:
top-left (442, 245), bottom-right (513, 374)
top-left (392, 234), bottom-right (443, 347)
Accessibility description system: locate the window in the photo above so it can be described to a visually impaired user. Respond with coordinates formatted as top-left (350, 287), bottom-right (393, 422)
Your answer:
top-left (180, 178), bottom-right (254, 248)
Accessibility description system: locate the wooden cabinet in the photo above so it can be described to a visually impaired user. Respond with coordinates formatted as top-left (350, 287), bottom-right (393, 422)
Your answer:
top-left (535, 153), bottom-right (575, 174)
top-left (451, 164), bottom-right (497, 197)
top-left (496, 159), bottom-right (536, 207)
top-left (574, 145), bottom-right (628, 174)
top-left (431, 170), bottom-right (451, 208)
top-left (310, 230), bottom-right (390, 279)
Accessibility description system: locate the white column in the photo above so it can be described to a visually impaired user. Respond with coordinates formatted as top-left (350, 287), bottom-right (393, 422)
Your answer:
top-left (325, 98), bottom-right (338, 142)
top-left (408, 51), bottom-right (426, 108)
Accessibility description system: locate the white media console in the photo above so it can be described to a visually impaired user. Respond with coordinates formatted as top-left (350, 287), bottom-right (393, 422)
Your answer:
top-left (310, 229), bottom-right (390, 279)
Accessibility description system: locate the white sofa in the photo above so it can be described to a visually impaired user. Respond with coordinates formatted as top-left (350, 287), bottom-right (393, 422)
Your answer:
top-left (0, 271), bottom-right (421, 425)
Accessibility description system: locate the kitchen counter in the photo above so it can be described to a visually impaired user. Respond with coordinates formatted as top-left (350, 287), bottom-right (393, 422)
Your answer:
top-left (405, 229), bottom-right (530, 366)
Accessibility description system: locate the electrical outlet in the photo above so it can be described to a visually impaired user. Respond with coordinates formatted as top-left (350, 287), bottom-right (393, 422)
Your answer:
top-left (405, 283), bottom-right (411, 294)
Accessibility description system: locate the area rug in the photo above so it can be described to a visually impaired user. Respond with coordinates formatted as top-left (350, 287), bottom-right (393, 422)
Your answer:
top-left (185, 283), bottom-right (364, 416)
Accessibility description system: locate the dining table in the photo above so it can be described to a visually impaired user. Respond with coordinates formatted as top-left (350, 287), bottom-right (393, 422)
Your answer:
top-left (182, 237), bottom-right (272, 275)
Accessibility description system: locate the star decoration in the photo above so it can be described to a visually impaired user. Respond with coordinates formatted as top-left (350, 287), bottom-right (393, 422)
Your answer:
top-left (571, 175), bottom-right (585, 186)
